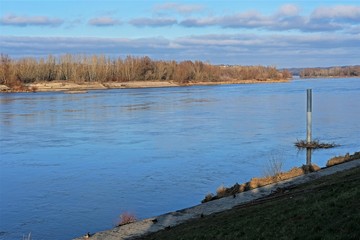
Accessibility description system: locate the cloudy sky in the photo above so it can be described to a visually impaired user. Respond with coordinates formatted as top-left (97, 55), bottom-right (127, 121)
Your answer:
top-left (1, 0), bottom-right (359, 67)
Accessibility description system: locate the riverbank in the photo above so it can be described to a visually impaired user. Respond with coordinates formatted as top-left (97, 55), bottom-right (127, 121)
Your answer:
top-left (0, 81), bottom-right (179, 93)
top-left (0, 79), bottom-right (289, 93)
top-left (74, 153), bottom-right (360, 240)
top-left (139, 161), bottom-right (360, 240)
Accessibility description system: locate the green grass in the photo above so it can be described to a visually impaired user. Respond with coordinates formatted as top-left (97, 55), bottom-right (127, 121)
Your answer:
top-left (138, 167), bottom-right (360, 240)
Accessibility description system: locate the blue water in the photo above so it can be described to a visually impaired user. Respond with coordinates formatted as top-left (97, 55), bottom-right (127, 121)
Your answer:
top-left (1, 78), bottom-right (359, 239)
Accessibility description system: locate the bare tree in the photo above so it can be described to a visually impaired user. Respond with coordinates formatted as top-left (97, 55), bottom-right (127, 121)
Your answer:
top-left (3, 54), bottom-right (292, 87)
top-left (0, 54), bottom-right (12, 85)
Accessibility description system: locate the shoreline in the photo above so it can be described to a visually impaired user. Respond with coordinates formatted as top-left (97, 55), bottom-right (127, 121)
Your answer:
top-left (74, 157), bottom-right (360, 240)
top-left (0, 79), bottom-right (289, 93)
top-left (298, 76), bottom-right (360, 79)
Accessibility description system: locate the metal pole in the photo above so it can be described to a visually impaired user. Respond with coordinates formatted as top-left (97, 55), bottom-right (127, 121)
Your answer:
top-left (306, 89), bottom-right (312, 166)
top-left (307, 89), bottom-right (312, 143)
top-left (306, 148), bottom-right (312, 166)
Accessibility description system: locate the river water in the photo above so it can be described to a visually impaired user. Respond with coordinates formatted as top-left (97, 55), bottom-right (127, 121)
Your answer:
top-left (0, 78), bottom-right (359, 239)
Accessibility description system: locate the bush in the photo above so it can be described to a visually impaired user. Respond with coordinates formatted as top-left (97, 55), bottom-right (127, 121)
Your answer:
top-left (117, 212), bottom-right (137, 226)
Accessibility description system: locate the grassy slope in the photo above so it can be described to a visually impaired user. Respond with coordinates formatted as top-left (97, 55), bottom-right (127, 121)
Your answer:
top-left (139, 167), bottom-right (360, 240)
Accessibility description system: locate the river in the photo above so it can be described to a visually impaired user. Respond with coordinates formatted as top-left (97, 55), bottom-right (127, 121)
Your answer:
top-left (0, 78), bottom-right (359, 239)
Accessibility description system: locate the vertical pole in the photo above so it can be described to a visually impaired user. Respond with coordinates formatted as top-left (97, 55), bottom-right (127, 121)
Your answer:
top-left (306, 89), bottom-right (312, 165)
top-left (306, 145), bottom-right (312, 165)
top-left (307, 89), bottom-right (312, 143)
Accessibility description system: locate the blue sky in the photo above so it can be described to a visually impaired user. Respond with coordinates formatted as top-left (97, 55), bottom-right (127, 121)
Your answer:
top-left (1, 0), bottom-right (359, 67)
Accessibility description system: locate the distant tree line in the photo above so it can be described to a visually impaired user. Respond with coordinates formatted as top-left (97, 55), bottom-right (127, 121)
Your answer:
top-left (0, 54), bottom-right (291, 89)
top-left (300, 66), bottom-right (360, 78)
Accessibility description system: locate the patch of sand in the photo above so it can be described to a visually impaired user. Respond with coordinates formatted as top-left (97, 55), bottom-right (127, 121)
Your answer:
top-left (0, 81), bottom-right (180, 93)
top-left (103, 81), bottom-right (179, 89)
top-left (27, 81), bottom-right (179, 92)
top-left (28, 82), bottom-right (107, 92)
top-left (186, 79), bottom-right (289, 86)
top-left (1, 79), bottom-right (290, 93)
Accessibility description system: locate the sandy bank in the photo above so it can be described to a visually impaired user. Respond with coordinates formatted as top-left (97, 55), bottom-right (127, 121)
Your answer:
top-left (186, 79), bottom-right (289, 86)
top-left (0, 81), bottom-right (180, 93)
top-left (73, 159), bottom-right (360, 240)
top-left (30, 81), bottom-right (179, 92)
top-left (0, 79), bottom-right (289, 93)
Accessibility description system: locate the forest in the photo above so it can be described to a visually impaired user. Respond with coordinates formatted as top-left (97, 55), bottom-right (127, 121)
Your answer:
top-left (0, 54), bottom-right (291, 90)
top-left (300, 66), bottom-right (360, 78)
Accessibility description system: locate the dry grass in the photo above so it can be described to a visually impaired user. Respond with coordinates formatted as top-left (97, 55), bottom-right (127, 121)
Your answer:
top-left (201, 152), bottom-right (360, 203)
top-left (216, 185), bottom-right (227, 197)
top-left (326, 152), bottom-right (360, 167)
top-left (202, 164), bottom-right (320, 203)
top-left (263, 151), bottom-right (284, 180)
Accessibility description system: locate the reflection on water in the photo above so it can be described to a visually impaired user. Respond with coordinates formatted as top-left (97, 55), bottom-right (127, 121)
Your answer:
top-left (0, 78), bottom-right (360, 240)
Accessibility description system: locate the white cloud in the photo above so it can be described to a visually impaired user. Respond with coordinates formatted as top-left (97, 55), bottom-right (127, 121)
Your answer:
top-left (180, 9), bottom-right (285, 29)
top-left (311, 5), bottom-right (360, 21)
top-left (88, 17), bottom-right (121, 26)
top-left (277, 4), bottom-right (300, 17)
top-left (154, 3), bottom-right (204, 14)
top-left (129, 18), bottom-right (177, 27)
top-left (0, 14), bottom-right (63, 27)
top-left (179, 4), bottom-right (360, 33)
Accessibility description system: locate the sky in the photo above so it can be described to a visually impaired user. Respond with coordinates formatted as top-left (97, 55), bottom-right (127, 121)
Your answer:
top-left (0, 0), bottom-right (359, 67)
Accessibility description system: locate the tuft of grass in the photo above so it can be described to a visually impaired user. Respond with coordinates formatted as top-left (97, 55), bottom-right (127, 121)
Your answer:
top-left (139, 167), bottom-right (360, 240)
top-left (216, 185), bottom-right (227, 197)
top-left (263, 151), bottom-right (284, 180)
top-left (117, 212), bottom-right (137, 226)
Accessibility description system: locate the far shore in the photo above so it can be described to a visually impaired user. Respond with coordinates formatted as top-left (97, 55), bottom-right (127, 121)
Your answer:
top-left (0, 79), bottom-right (290, 93)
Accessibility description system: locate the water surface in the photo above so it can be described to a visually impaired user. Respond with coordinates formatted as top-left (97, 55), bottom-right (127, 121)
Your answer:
top-left (1, 78), bottom-right (359, 239)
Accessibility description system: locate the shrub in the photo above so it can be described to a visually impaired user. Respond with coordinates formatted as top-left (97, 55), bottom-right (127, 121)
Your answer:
top-left (117, 212), bottom-right (137, 226)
